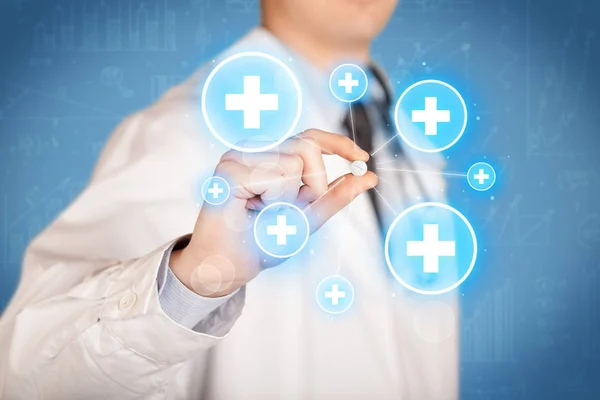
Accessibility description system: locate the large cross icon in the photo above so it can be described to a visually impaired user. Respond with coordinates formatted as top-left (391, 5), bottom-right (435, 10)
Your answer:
top-left (266, 215), bottom-right (297, 245)
top-left (406, 224), bottom-right (456, 273)
top-left (411, 97), bottom-right (451, 135)
top-left (225, 75), bottom-right (279, 129)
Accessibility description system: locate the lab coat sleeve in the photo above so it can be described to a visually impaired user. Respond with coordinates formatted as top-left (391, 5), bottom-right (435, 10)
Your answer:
top-left (157, 237), bottom-right (240, 330)
top-left (0, 239), bottom-right (245, 399)
top-left (0, 92), bottom-right (244, 398)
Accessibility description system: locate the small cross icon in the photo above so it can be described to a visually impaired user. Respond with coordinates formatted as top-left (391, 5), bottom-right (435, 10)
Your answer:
top-left (266, 215), bottom-right (297, 245)
top-left (406, 224), bottom-right (456, 274)
top-left (225, 75), bottom-right (279, 129)
top-left (338, 72), bottom-right (359, 94)
top-left (324, 284), bottom-right (346, 305)
top-left (473, 169), bottom-right (490, 185)
top-left (411, 97), bottom-right (451, 135)
top-left (207, 182), bottom-right (224, 199)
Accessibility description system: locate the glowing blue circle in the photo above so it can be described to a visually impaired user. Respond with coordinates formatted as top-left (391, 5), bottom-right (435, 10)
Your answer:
top-left (253, 202), bottom-right (310, 258)
top-left (384, 202), bottom-right (477, 295)
top-left (467, 162), bottom-right (496, 191)
top-left (315, 275), bottom-right (355, 314)
top-left (328, 63), bottom-right (369, 103)
top-left (200, 176), bottom-right (230, 206)
top-left (201, 52), bottom-right (302, 153)
top-left (394, 80), bottom-right (468, 153)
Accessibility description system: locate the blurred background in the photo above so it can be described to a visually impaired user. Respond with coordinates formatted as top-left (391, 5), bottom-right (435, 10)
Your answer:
top-left (0, 0), bottom-right (599, 398)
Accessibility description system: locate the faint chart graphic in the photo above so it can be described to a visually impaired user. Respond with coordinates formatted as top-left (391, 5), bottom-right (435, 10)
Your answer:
top-left (0, 82), bottom-right (29, 121)
top-left (226, 0), bottom-right (258, 12)
top-left (463, 280), bottom-right (516, 363)
top-left (2, 177), bottom-right (82, 270)
top-left (14, 133), bottom-right (59, 157)
top-left (193, 0), bottom-right (212, 56)
top-left (582, 263), bottom-right (600, 360)
top-left (526, 7), bottom-right (595, 157)
top-left (483, 194), bottom-right (555, 247)
top-left (33, 0), bottom-right (177, 52)
top-left (533, 276), bottom-right (567, 350)
top-left (0, 80), bottom-right (121, 123)
top-left (399, 0), bottom-right (475, 13)
top-left (496, 23), bottom-right (519, 90)
top-left (557, 371), bottom-right (600, 398)
top-left (101, 66), bottom-right (134, 98)
top-left (3, 0), bottom-right (31, 10)
top-left (463, 385), bottom-right (527, 400)
top-left (377, 20), bottom-right (472, 84)
top-left (151, 74), bottom-right (182, 101)
top-left (578, 214), bottom-right (600, 250)
top-left (557, 170), bottom-right (600, 192)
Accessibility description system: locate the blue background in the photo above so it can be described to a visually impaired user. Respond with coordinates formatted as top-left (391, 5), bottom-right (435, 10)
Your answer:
top-left (0, 0), bottom-right (599, 398)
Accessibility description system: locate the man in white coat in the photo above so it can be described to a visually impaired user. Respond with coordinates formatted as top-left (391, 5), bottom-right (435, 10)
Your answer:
top-left (0, 0), bottom-right (458, 398)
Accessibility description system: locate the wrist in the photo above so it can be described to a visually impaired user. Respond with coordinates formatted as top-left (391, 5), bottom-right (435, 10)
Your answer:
top-left (169, 247), bottom-right (240, 298)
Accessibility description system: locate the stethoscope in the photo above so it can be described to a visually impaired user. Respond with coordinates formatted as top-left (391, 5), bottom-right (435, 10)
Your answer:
top-left (367, 65), bottom-right (431, 220)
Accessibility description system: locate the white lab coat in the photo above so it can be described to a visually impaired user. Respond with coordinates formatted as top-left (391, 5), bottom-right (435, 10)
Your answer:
top-left (0, 29), bottom-right (458, 400)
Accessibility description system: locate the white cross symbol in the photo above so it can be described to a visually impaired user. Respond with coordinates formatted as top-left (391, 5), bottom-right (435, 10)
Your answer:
top-left (266, 215), bottom-right (297, 245)
top-left (324, 284), bottom-right (346, 305)
top-left (406, 224), bottom-right (455, 274)
top-left (338, 72), bottom-right (359, 94)
top-left (225, 75), bottom-right (279, 129)
top-left (411, 97), bottom-right (451, 135)
top-left (207, 182), bottom-right (224, 199)
top-left (473, 168), bottom-right (490, 185)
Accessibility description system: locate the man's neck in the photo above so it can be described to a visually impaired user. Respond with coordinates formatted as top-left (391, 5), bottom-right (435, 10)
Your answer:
top-left (261, 20), bottom-right (370, 71)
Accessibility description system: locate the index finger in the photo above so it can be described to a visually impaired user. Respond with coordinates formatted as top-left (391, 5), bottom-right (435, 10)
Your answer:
top-left (299, 129), bottom-right (370, 162)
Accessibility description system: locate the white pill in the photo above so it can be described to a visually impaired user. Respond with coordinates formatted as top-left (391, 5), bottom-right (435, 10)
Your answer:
top-left (350, 160), bottom-right (368, 177)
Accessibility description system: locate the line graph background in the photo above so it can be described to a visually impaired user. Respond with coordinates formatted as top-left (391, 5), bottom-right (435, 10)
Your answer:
top-left (1, 0), bottom-right (599, 398)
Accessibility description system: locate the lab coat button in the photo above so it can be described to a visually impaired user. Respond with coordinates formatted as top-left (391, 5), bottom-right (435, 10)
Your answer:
top-left (119, 292), bottom-right (137, 310)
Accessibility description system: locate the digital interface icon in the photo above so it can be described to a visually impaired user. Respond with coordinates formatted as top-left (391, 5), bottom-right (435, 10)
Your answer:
top-left (467, 162), bottom-right (496, 191)
top-left (202, 51), bottom-right (302, 153)
top-left (385, 202), bottom-right (477, 295)
top-left (200, 176), bottom-right (231, 206)
top-left (394, 79), bottom-right (468, 153)
top-left (225, 76), bottom-right (278, 130)
top-left (254, 202), bottom-right (310, 258)
top-left (316, 275), bottom-right (355, 314)
top-left (329, 63), bottom-right (369, 103)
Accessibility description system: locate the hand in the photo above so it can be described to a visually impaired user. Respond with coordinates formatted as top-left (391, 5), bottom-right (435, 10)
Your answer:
top-left (169, 129), bottom-right (378, 297)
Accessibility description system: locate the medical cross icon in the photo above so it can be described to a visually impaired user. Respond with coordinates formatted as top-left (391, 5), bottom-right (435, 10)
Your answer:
top-left (266, 215), bottom-right (297, 245)
top-left (324, 284), bottom-right (346, 305)
top-left (201, 176), bottom-right (230, 206)
top-left (411, 97), bottom-right (451, 136)
top-left (207, 182), bottom-right (224, 199)
top-left (225, 75), bottom-right (279, 129)
top-left (385, 201), bottom-right (478, 295)
top-left (473, 169), bottom-right (490, 185)
top-left (338, 72), bottom-right (359, 94)
top-left (406, 224), bottom-right (456, 273)
top-left (467, 162), bottom-right (496, 192)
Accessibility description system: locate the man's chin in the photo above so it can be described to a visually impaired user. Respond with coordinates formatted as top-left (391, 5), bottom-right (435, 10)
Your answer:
top-left (335, 28), bottom-right (380, 47)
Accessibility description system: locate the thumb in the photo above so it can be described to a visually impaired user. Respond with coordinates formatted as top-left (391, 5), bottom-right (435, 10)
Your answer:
top-left (303, 171), bottom-right (378, 231)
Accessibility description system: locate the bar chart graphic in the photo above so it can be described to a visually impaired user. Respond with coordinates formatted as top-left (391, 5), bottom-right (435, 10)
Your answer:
top-left (463, 280), bottom-right (516, 363)
top-left (33, 0), bottom-right (177, 52)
